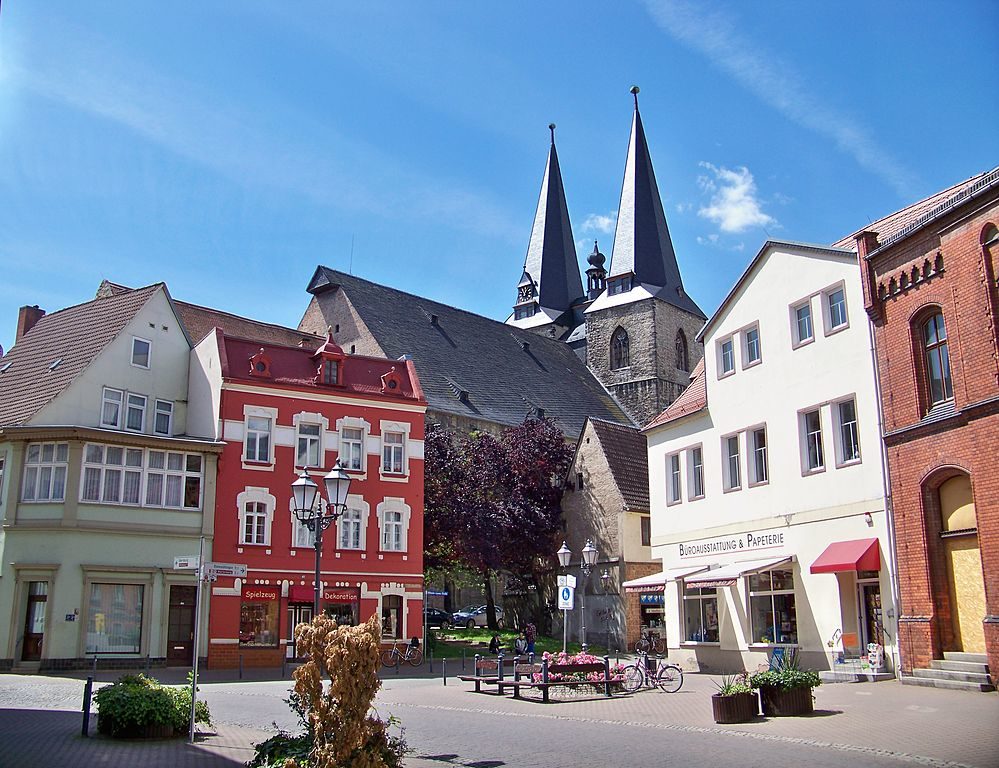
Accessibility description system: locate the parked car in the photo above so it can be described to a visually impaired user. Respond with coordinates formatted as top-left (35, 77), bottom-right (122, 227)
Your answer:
top-left (452, 604), bottom-right (505, 629)
top-left (424, 607), bottom-right (452, 630)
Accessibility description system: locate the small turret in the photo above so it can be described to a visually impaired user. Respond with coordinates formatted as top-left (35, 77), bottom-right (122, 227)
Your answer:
top-left (586, 241), bottom-right (607, 300)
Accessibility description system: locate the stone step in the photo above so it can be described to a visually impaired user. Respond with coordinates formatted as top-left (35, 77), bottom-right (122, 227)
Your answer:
top-left (11, 662), bottom-right (40, 674)
top-left (942, 651), bottom-right (988, 664)
top-left (900, 674), bottom-right (995, 693)
top-left (912, 667), bottom-right (993, 684)
top-left (930, 659), bottom-right (990, 674)
top-left (819, 669), bottom-right (894, 684)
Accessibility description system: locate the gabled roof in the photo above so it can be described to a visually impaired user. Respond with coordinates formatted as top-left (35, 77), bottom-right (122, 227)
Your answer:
top-left (304, 268), bottom-right (632, 435)
top-left (176, 300), bottom-right (324, 348)
top-left (643, 359), bottom-right (706, 432)
top-left (0, 285), bottom-right (162, 426)
top-left (588, 418), bottom-right (649, 511)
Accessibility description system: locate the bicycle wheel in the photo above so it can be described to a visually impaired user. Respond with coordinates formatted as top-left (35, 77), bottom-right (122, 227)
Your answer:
top-left (656, 664), bottom-right (683, 693)
top-left (652, 635), bottom-right (666, 654)
top-left (635, 637), bottom-right (650, 654)
top-left (380, 649), bottom-right (398, 667)
top-left (621, 663), bottom-right (644, 693)
top-left (407, 648), bottom-right (424, 666)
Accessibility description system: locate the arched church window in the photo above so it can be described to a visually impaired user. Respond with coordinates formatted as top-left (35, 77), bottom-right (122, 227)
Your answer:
top-left (921, 312), bottom-right (953, 407)
top-left (675, 329), bottom-right (689, 372)
top-left (610, 327), bottom-right (630, 370)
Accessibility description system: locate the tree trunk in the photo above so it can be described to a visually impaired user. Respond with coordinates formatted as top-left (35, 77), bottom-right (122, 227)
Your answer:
top-left (483, 573), bottom-right (498, 630)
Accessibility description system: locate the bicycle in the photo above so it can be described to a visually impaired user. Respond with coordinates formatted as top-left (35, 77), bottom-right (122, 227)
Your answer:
top-left (634, 627), bottom-right (666, 655)
top-left (620, 653), bottom-right (683, 693)
top-left (380, 641), bottom-right (423, 667)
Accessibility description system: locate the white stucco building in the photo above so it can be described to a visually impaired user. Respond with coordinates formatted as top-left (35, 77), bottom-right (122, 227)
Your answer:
top-left (642, 240), bottom-right (897, 674)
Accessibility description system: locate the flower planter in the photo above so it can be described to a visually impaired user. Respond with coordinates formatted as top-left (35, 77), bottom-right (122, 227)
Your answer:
top-left (97, 716), bottom-right (178, 739)
top-left (758, 685), bottom-right (814, 716)
top-left (711, 691), bottom-right (758, 723)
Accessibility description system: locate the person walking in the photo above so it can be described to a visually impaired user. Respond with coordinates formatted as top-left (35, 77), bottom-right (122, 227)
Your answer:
top-left (525, 622), bottom-right (537, 654)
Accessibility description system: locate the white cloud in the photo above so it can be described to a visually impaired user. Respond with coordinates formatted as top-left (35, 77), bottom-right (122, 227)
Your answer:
top-left (642, 0), bottom-right (919, 196)
top-left (697, 163), bottom-right (776, 233)
top-left (675, 202), bottom-right (693, 213)
top-left (581, 211), bottom-right (618, 234)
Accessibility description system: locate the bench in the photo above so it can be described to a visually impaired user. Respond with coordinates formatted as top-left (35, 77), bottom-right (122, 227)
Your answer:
top-left (460, 655), bottom-right (617, 703)
top-left (456, 655), bottom-right (529, 692)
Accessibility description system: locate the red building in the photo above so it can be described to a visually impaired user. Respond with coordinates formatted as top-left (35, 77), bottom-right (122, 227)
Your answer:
top-left (191, 327), bottom-right (426, 669)
top-left (855, 168), bottom-right (998, 688)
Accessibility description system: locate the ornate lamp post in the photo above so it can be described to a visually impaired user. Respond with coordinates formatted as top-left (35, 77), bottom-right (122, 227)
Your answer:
top-left (580, 540), bottom-right (598, 652)
top-left (600, 568), bottom-right (612, 650)
top-left (291, 461), bottom-right (352, 616)
top-left (557, 542), bottom-right (572, 653)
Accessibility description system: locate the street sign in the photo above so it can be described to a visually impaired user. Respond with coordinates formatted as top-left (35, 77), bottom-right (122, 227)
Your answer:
top-left (557, 585), bottom-right (574, 610)
top-left (203, 562), bottom-right (247, 580)
top-left (174, 556), bottom-right (200, 570)
top-left (426, 590), bottom-right (449, 596)
top-left (557, 574), bottom-right (577, 588)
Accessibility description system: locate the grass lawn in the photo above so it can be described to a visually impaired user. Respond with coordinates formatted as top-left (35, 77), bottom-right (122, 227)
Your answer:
top-left (425, 627), bottom-right (607, 660)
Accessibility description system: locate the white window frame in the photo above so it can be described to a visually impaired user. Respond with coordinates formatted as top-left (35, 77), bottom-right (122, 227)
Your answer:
top-left (336, 416), bottom-right (371, 480)
top-left (823, 282), bottom-right (849, 335)
top-left (125, 393), bottom-right (147, 433)
top-left (237, 487), bottom-right (275, 546)
top-left (137, 448), bottom-right (204, 510)
top-left (687, 445), bottom-right (704, 501)
top-left (722, 433), bottom-right (741, 492)
top-left (81, 444), bottom-right (145, 506)
top-left (243, 405), bottom-right (277, 470)
top-left (101, 387), bottom-right (124, 429)
top-left (742, 324), bottom-right (762, 368)
top-left (791, 298), bottom-right (814, 348)
top-left (337, 495), bottom-right (369, 550)
top-left (130, 336), bottom-right (152, 369)
top-left (749, 425), bottom-right (769, 486)
top-left (379, 420), bottom-right (411, 481)
top-left (21, 442), bottom-right (69, 502)
top-left (748, 568), bottom-right (798, 646)
top-left (682, 583), bottom-right (720, 644)
top-left (0, 453), bottom-right (5, 505)
top-left (718, 337), bottom-right (735, 378)
top-left (377, 497), bottom-right (411, 553)
top-left (800, 407), bottom-right (826, 474)
top-left (667, 452), bottom-right (682, 505)
top-left (153, 400), bottom-right (174, 436)
top-left (833, 396), bottom-right (862, 467)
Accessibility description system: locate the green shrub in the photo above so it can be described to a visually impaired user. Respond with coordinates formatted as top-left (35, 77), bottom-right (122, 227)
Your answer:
top-left (94, 673), bottom-right (212, 738)
top-left (714, 672), bottom-right (753, 696)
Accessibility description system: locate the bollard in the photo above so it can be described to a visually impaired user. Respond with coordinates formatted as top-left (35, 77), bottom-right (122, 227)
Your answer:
top-left (239, 654), bottom-right (244, 680)
top-left (462, 648), bottom-right (466, 671)
top-left (395, 650), bottom-right (400, 674)
top-left (497, 653), bottom-right (505, 683)
top-left (428, 648), bottom-right (433, 674)
top-left (603, 655), bottom-right (611, 698)
top-left (282, 654), bottom-right (287, 679)
top-left (541, 657), bottom-right (550, 704)
top-left (81, 676), bottom-right (94, 737)
top-left (443, 658), bottom-right (447, 686)
top-left (92, 655), bottom-right (98, 676)
top-left (145, 654), bottom-right (150, 674)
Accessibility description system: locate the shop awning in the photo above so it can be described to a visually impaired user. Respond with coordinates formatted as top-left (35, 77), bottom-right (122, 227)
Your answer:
top-left (810, 538), bottom-right (880, 574)
top-left (684, 556), bottom-right (793, 589)
top-left (622, 565), bottom-right (708, 593)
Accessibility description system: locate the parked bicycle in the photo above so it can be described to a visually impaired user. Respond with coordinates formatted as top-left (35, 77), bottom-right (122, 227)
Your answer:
top-left (620, 652), bottom-right (683, 693)
top-left (380, 640), bottom-right (423, 667)
top-left (634, 627), bottom-right (666, 654)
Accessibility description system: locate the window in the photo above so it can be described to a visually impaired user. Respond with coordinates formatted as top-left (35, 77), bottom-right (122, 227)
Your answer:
top-left (793, 301), bottom-right (813, 346)
top-left (125, 394), bottom-right (146, 432)
top-left (825, 286), bottom-right (848, 332)
top-left (378, 498), bottom-right (411, 552)
top-left (153, 400), bottom-right (173, 436)
top-left (292, 510), bottom-right (316, 548)
top-left (688, 446), bottom-right (704, 499)
top-left (382, 431), bottom-right (405, 475)
top-left (81, 445), bottom-right (144, 505)
top-left (835, 398), bottom-right (861, 465)
top-left (719, 338), bottom-right (735, 376)
top-left (514, 304), bottom-right (536, 320)
top-left (922, 313), bottom-right (953, 405)
top-left (101, 388), bottom-right (124, 428)
top-left (245, 416), bottom-right (272, 463)
top-left (0, 454), bottom-right (5, 502)
top-left (243, 501), bottom-right (269, 544)
top-left (667, 453), bottom-right (682, 504)
top-left (382, 594), bottom-right (403, 639)
top-left (802, 409), bottom-right (824, 472)
top-left (607, 276), bottom-right (632, 295)
top-left (723, 435), bottom-right (741, 490)
top-left (131, 337), bottom-right (151, 368)
top-left (743, 325), bottom-right (761, 366)
top-left (610, 327), bottom-right (630, 369)
top-left (240, 586), bottom-right (279, 647)
top-left (296, 423), bottom-right (322, 468)
top-left (640, 515), bottom-right (651, 546)
top-left (749, 568), bottom-right (797, 645)
top-left (750, 427), bottom-right (768, 485)
top-left (339, 506), bottom-right (363, 549)
top-left (323, 359), bottom-right (339, 385)
top-left (576, 471), bottom-right (584, 491)
top-left (86, 583), bottom-right (144, 653)
top-left (683, 584), bottom-right (719, 642)
top-left (22, 442), bottom-right (68, 501)
top-left (341, 427), bottom-right (364, 470)
top-left (143, 450), bottom-right (203, 509)
top-left (675, 329), bottom-right (689, 372)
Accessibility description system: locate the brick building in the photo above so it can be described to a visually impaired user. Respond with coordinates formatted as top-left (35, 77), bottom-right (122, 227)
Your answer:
top-left (853, 167), bottom-right (999, 689)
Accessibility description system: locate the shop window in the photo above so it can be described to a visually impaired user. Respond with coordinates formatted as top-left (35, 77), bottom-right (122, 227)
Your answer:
top-left (748, 568), bottom-right (797, 645)
top-left (86, 583), bottom-right (144, 653)
top-left (21, 442), bottom-right (68, 502)
top-left (239, 587), bottom-right (280, 647)
top-left (682, 584), bottom-right (719, 642)
top-left (381, 595), bottom-right (403, 639)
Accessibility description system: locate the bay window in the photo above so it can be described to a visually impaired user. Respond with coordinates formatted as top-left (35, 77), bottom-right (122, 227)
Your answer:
top-left (22, 442), bottom-right (68, 501)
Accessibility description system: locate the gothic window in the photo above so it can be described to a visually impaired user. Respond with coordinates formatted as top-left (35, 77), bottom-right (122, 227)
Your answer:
top-left (921, 312), bottom-right (953, 407)
top-left (610, 327), bottom-right (630, 370)
top-left (675, 329), bottom-right (689, 372)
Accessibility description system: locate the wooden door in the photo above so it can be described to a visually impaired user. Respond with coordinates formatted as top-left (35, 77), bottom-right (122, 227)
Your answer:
top-left (167, 585), bottom-right (196, 665)
top-left (21, 582), bottom-right (47, 661)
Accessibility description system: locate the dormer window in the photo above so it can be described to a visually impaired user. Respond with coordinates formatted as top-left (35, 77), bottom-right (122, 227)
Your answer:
top-left (249, 348), bottom-right (271, 378)
top-left (313, 328), bottom-right (346, 387)
top-left (514, 303), bottom-right (537, 320)
top-left (323, 359), bottom-right (339, 386)
top-left (607, 276), bottom-right (633, 296)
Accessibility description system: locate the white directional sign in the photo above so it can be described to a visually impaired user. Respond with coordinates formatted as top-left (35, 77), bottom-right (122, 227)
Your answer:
top-left (174, 556), bottom-right (200, 570)
top-left (557, 574), bottom-right (577, 588)
top-left (203, 562), bottom-right (247, 580)
top-left (557, 585), bottom-right (575, 610)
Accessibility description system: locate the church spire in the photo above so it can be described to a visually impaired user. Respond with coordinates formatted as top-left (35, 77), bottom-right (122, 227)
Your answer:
top-left (508, 123), bottom-right (584, 326)
top-left (608, 86), bottom-right (685, 295)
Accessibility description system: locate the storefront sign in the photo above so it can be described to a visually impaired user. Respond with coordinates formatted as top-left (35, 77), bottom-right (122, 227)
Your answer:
top-left (242, 586), bottom-right (279, 601)
top-left (678, 529), bottom-right (787, 560)
top-left (639, 593), bottom-right (664, 605)
top-left (323, 588), bottom-right (359, 603)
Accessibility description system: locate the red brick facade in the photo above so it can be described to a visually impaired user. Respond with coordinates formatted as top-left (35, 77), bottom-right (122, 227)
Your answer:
top-left (858, 179), bottom-right (999, 682)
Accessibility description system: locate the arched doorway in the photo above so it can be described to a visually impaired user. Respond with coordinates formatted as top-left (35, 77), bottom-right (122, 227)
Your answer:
top-left (938, 475), bottom-right (986, 653)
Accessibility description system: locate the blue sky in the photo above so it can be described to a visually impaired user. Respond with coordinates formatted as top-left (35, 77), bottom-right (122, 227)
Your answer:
top-left (1, 1), bottom-right (996, 355)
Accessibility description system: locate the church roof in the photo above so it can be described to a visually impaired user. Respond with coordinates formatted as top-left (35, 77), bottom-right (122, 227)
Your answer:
top-left (305, 267), bottom-right (632, 435)
top-left (589, 418), bottom-right (649, 511)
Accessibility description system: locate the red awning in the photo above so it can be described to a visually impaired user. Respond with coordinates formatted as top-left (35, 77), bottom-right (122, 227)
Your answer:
top-left (810, 538), bottom-right (880, 574)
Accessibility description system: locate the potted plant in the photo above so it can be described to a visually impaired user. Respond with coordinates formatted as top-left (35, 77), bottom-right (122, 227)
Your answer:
top-left (748, 651), bottom-right (821, 716)
top-left (711, 672), bottom-right (758, 724)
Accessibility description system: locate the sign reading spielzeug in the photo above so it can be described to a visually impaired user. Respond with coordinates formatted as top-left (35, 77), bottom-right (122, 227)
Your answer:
top-left (677, 528), bottom-right (788, 560)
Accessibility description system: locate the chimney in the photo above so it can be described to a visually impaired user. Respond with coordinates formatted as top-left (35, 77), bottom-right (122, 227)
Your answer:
top-left (854, 231), bottom-right (881, 320)
top-left (16, 305), bottom-right (45, 342)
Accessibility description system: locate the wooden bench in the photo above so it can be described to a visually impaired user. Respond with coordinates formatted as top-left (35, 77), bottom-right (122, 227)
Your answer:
top-left (460, 655), bottom-right (617, 703)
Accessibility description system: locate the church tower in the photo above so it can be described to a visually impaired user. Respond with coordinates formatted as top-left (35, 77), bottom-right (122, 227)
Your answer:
top-left (584, 87), bottom-right (706, 426)
top-left (506, 124), bottom-right (585, 340)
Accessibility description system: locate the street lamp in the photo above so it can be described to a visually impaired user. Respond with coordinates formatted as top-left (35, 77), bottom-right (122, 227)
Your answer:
top-left (580, 540), bottom-right (598, 652)
top-left (291, 461), bottom-right (352, 616)
top-left (600, 569), bottom-right (612, 650)
top-left (557, 542), bottom-right (572, 653)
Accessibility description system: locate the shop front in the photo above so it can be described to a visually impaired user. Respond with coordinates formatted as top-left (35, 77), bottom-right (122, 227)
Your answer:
top-left (285, 585), bottom-right (361, 658)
